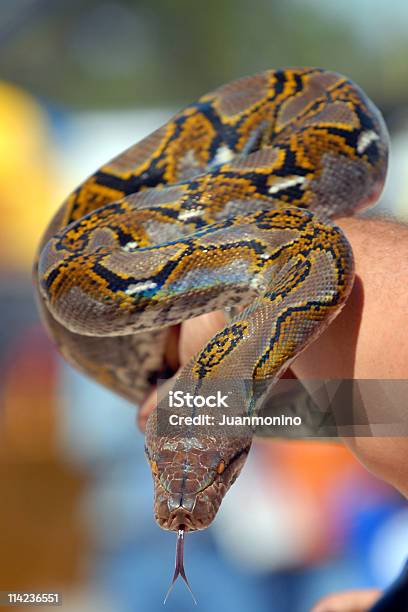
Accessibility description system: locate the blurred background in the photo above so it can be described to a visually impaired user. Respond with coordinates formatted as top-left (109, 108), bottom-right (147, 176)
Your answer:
top-left (0, 1), bottom-right (408, 611)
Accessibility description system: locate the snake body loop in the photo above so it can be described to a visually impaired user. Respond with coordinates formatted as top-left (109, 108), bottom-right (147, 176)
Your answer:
top-left (35, 68), bottom-right (388, 532)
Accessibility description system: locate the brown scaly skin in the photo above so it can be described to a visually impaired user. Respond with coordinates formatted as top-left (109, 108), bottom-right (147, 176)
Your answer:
top-left (34, 68), bottom-right (389, 532)
top-left (145, 410), bottom-right (251, 531)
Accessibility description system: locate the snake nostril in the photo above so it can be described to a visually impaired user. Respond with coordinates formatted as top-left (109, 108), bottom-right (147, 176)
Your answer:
top-left (180, 495), bottom-right (196, 513)
top-left (167, 495), bottom-right (182, 512)
top-left (167, 494), bottom-right (197, 514)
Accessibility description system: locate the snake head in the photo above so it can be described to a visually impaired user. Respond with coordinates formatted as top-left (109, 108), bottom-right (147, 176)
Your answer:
top-left (145, 411), bottom-right (251, 531)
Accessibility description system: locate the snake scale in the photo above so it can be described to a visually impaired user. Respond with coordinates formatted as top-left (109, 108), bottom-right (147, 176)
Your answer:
top-left (34, 68), bottom-right (388, 551)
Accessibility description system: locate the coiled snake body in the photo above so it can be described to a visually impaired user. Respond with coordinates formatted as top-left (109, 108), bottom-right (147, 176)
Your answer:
top-left (35, 68), bottom-right (388, 539)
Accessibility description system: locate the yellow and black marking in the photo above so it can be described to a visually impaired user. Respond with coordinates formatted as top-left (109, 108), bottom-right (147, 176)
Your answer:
top-left (193, 322), bottom-right (250, 379)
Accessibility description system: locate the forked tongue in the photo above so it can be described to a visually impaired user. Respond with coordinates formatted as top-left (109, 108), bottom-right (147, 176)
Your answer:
top-left (164, 527), bottom-right (197, 605)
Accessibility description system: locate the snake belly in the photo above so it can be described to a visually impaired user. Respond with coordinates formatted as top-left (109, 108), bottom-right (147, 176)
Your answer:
top-left (34, 68), bottom-right (389, 532)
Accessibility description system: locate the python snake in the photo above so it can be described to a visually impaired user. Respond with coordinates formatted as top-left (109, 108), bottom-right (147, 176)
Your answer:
top-left (34, 68), bottom-right (388, 548)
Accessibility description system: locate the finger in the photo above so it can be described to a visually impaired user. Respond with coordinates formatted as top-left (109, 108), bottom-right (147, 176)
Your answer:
top-left (164, 324), bottom-right (181, 371)
top-left (138, 386), bottom-right (158, 432)
top-left (311, 589), bottom-right (381, 612)
top-left (179, 310), bottom-right (227, 365)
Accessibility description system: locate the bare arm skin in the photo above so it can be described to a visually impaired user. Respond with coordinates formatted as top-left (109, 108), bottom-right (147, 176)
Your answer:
top-left (292, 217), bottom-right (408, 498)
top-left (294, 217), bottom-right (408, 380)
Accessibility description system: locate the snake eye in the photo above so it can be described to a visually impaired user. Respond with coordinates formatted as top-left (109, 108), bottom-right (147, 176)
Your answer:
top-left (151, 460), bottom-right (159, 476)
top-left (216, 460), bottom-right (226, 475)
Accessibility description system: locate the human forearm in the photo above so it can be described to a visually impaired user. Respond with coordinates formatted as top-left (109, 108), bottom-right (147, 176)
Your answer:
top-left (292, 217), bottom-right (408, 380)
top-left (291, 216), bottom-right (408, 496)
